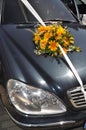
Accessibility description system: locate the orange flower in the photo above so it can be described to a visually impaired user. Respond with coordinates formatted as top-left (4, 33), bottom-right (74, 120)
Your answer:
top-left (63, 48), bottom-right (67, 53)
top-left (49, 41), bottom-right (59, 51)
top-left (44, 32), bottom-right (53, 40)
top-left (38, 26), bottom-right (47, 33)
top-left (34, 34), bottom-right (40, 44)
top-left (40, 39), bottom-right (47, 50)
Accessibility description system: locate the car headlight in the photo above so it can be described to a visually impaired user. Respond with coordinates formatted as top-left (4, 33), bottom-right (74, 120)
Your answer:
top-left (7, 79), bottom-right (66, 115)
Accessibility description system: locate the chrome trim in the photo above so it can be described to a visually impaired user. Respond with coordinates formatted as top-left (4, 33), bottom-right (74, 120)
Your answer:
top-left (67, 84), bottom-right (86, 108)
top-left (5, 108), bottom-right (75, 127)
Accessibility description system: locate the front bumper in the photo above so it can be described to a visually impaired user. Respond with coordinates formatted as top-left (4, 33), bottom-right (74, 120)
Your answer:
top-left (0, 85), bottom-right (85, 130)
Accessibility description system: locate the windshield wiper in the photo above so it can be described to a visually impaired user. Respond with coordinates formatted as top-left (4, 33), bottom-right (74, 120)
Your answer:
top-left (17, 22), bottom-right (37, 28)
top-left (45, 19), bottom-right (77, 24)
top-left (17, 18), bottom-right (77, 28)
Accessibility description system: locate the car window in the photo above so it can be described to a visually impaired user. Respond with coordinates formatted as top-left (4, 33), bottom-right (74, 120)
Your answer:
top-left (2, 0), bottom-right (27, 24)
top-left (75, 0), bottom-right (86, 14)
top-left (62, 0), bottom-right (77, 15)
top-left (76, 0), bottom-right (86, 25)
top-left (2, 0), bottom-right (77, 24)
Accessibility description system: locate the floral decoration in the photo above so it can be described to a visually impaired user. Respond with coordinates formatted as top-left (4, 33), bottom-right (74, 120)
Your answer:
top-left (33, 24), bottom-right (81, 57)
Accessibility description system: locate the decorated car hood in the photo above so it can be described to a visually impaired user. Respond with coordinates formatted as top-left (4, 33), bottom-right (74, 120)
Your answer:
top-left (0, 24), bottom-right (86, 94)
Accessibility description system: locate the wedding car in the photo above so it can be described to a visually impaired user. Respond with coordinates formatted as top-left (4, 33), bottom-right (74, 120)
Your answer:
top-left (0, 0), bottom-right (86, 130)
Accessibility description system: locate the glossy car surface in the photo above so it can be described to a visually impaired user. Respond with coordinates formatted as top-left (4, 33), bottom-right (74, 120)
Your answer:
top-left (0, 0), bottom-right (86, 130)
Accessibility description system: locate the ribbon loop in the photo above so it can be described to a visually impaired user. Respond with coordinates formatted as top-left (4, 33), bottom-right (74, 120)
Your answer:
top-left (59, 45), bottom-right (86, 100)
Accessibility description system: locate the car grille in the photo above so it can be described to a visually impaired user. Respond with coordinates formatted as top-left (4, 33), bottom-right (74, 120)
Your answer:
top-left (67, 85), bottom-right (86, 108)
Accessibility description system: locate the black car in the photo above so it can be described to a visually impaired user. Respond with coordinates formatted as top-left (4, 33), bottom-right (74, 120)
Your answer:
top-left (62, 0), bottom-right (86, 24)
top-left (0, 0), bottom-right (86, 130)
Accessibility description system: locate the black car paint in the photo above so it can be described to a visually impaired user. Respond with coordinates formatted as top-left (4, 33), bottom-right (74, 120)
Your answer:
top-left (0, 0), bottom-right (86, 130)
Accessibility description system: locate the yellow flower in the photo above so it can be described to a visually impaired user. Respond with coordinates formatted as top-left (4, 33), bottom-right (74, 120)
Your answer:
top-left (46, 25), bottom-right (53, 32)
top-left (69, 36), bottom-right (74, 44)
top-left (63, 37), bottom-right (70, 47)
top-left (55, 35), bottom-right (62, 41)
top-left (49, 41), bottom-right (59, 51)
top-left (57, 25), bottom-right (66, 36)
top-left (40, 39), bottom-right (47, 50)
top-left (63, 35), bottom-right (74, 47)
top-left (34, 34), bottom-right (40, 44)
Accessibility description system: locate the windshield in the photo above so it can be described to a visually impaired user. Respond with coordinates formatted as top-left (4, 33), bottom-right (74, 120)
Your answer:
top-left (3, 0), bottom-right (77, 24)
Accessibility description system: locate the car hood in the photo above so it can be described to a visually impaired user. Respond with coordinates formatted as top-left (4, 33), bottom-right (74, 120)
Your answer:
top-left (0, 23), bottom-right (86, 95)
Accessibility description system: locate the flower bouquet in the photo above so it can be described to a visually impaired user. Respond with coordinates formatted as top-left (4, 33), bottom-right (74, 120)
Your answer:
top-left (33, 24), bottom-right (81, 57)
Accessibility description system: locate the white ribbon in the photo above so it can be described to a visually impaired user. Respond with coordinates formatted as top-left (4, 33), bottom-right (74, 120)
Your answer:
top-left (20, 0), bottom-right (86, 100)
top-left (59, 45), bottom-right (86, 100)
